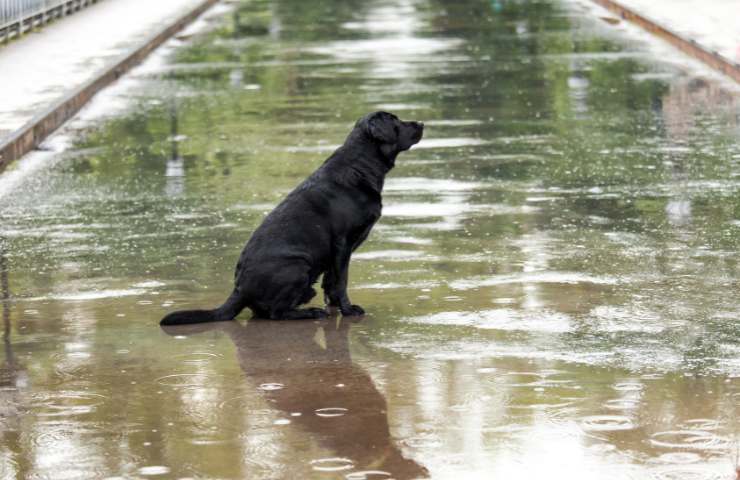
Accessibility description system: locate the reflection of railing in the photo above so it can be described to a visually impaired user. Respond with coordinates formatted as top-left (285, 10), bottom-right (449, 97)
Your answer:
top-left (1, 238), bottom-right (15, 375)
top-left (1, 239), bottom-right (10, 349)
top-left (0, 238), bottom-right (22, 434)
top-left (1, 0), bottom-right (100, 42)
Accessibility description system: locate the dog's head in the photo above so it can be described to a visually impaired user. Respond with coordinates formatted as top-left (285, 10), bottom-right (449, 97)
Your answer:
top-left (356, 111), bottom-right (424, 160)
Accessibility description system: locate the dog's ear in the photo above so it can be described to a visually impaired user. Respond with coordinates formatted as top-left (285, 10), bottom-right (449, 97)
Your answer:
top-left (366, 112), bottom-right (398, 145)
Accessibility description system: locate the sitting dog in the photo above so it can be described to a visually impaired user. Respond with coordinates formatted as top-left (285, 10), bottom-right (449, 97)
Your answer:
top-left (161, 111), bottom-right (424, 325)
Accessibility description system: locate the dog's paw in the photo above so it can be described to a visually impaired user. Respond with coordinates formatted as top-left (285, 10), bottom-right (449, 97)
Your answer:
top-left (341, 304), bottom-right (365, 316)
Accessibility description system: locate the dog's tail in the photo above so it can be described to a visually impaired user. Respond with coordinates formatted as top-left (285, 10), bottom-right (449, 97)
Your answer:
top-left (160, 289), bottom-right (244, 326)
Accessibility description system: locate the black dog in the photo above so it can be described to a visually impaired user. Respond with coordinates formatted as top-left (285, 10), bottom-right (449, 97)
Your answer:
top-left (161, 112), bottom-right (424, 325)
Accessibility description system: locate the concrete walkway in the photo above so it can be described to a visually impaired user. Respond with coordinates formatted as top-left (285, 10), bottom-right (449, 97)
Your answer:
top-left (0, 0), bottom-right (211, 141)
top-left (574, 0), bottom-right (740, 85)
top-left (615, 0), bottom-right (739, 63)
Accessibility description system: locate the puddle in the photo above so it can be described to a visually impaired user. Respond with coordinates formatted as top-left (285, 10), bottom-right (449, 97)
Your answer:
top-left (138, 466), bottom-right (171, 476)
top-left (155, 374), bottom-right (220, 388)
top-left (650, 468), bottom-right (724, 480)
top-left (409, 137), bottom-right (490, 149)
top-left (309, 458), bottom-right (355, 472)
top-left (450, 272), bottom-right (618, 290)
top-left (25, 392), bottom-right (106, 417)
top-left (36, 288), bottom-right (147, 301)
top-left (384, 177), bottom-right (484, 192)
top-left (654, 452), bottom-right (702, 464)
top-left (345, 471), bottom-right (393, 480)
top-left (604, 399), bottom-right (640, 410)
top-left (406, 309), bottom-right (573, 333)
top-left (352, 249), bottom-right (426, 260)
top-left (315, 407), bottom-right (349, 417)
top-left (580, 415), bottom-right (636, 432)
top-left (649, 431), bottom-right (729, 451)
top-left (258, 383), bottom-right (285, 391)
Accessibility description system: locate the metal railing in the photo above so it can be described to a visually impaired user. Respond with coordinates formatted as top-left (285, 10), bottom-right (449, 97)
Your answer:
top-left (1, 0), bottom-right (99, 42)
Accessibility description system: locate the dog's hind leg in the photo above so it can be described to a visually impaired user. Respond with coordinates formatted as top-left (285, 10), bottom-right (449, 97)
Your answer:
top-left (264, 271), bottom-right (327, 320)
top-left (299, 286), bottom-right (317, 305)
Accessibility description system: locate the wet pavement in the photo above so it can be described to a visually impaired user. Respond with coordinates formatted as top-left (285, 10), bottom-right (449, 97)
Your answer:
top-left (1, 0), bottom-right (740, 478)
top-left (0, 0), bottom-right (210, 140)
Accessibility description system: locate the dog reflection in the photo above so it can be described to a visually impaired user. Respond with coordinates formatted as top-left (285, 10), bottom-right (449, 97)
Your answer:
top-left (163, 318), bottom-right (428, 479)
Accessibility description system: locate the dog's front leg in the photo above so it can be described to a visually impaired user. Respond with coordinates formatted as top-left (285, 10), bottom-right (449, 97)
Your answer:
top-left (322, 239), bottom-right (364, 316)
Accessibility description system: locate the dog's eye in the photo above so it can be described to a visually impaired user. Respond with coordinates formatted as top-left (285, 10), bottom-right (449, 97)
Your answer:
top-left (394, 125), bottom-right (399, 135)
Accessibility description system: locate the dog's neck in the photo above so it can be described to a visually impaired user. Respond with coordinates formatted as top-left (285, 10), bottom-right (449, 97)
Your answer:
top-left (328, 135), bottom-right (396, 196)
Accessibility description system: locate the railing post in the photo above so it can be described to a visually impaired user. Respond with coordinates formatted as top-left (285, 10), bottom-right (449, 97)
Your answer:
top-left (0, 0), bottom-right (103, 40)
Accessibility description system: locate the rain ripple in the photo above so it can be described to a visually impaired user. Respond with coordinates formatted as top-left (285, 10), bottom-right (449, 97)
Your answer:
top-left (137, 466), bottom-right (171, 476)
top-left (174, 352), bottom-right (222, 365)
top-left (450, 272), bottom-right (618, 290)
top-left (258, 383), bottom-right (285, 391)
top-left (155, 373), bottom-right (221, 388)
top-left (345, 471), bottom-right (393, 479)
top-left (26, 391), bottom-right (106, 417)
top-left (315, 407), bottom-right (348, 417)
top-left (604, 399), bottom-right (640, 410)
top-left (649, 430), bottom-right (729, 451)
top-left (650, 467), bottom-right (724, 480)
top-left (310, 458), bottom-right (355, 472)
top-left (580, 415), bottom-right (636, 432)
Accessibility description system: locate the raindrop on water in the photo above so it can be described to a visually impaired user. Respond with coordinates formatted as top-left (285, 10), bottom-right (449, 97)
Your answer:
top-left (258, 383), bottom-right (284, 391)
top-left (345, 471), bottom-right (393, 479)
top-left (580, 415), bottom-right (636, 432)
top-left (310, 458), bottom-right (354, 472)
top-left (315, 407), bottom-right (349, 417)
top-left (137, 466), bottom-right (171, 476)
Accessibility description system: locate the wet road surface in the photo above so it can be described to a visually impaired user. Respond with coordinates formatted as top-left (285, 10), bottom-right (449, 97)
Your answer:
top-left (1, 0), bottom-right (740, 478)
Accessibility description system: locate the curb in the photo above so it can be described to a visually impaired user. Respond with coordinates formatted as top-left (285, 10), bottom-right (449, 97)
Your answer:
top-left (590, 0), bottom-right (740, 85)
top-left (0, 0), bottom-right (219, 170)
